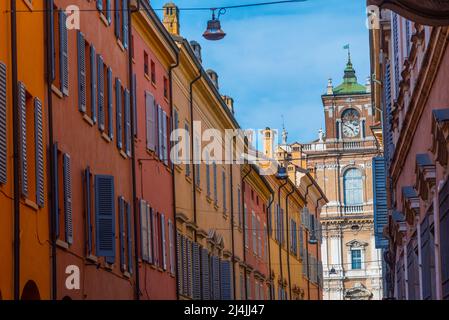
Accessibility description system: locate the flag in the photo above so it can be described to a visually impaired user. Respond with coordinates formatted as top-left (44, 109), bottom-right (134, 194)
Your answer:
top-left (343, 44), bottom-right (350, 50)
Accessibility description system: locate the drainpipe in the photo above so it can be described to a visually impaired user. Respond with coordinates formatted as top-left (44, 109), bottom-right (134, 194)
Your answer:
top-left (11, 0), bottom-right (21, 300)
top-left (169, 52), bottom-right (180, 300)
top-left (229, 164), bottom-right (236, 299)
top-left (128, 3), bottom-right (140, 300)
top-left (303, 180), bottom-right (313, 300)
top-left (45, 0), bottom-right (58, 300)
top-left (315, 194), bottom-right (324, 300)
top-left (277, 180), bottom-right (288, 299)
top-left (266, 191), bottom-right (274, 300)
top-left (189, 72), bottom-right (201, 242)
top-left (285, 184), bottom-right (295, 300)
top-left (241, 165), bottom-right (252, 299)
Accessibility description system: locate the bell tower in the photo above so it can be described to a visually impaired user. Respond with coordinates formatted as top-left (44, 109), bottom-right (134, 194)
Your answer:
top-left (163, 2), bottom-right (180, 36)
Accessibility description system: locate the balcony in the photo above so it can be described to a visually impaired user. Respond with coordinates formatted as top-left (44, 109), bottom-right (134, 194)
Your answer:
top-left (342, 205), bottom-right (364, 214)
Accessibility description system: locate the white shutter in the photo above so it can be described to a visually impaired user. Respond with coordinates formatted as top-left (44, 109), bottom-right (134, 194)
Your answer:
top-left (140, 200), bottom-right (149, 261)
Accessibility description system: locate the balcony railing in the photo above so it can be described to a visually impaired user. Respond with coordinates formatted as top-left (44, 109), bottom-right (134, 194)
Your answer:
top-left (342, 205), bottom-right (364, 214)
top-left (301, 140), bottom-right (377, 153)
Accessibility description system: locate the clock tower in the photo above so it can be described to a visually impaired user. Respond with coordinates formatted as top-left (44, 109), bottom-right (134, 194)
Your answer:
top-left (298, 53), bottom-right (383, 300)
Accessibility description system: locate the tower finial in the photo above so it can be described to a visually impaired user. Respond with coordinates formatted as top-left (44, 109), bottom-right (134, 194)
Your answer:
top-left (343, 44), bottom-right (351, 64)
top-left (281, 115), bottom-right (288, 145)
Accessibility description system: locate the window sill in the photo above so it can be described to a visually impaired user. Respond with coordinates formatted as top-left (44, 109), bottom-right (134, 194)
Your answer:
top-left (120, 150), bottom-right (128, 159)
top-left (83, 114), bottom-right (94, 126)
top-left (104, 262), bottom-right (114, 271)
top-left (117, 39), bottom-right (125, 52)
top-left (174, 164), bottom-right (182, 173)
top-left (56, 239), bottom-right (69, 250)
top-left (51, 84), bottom-right (63, 99)
top-left (144, 73), bottom-right (151, 82)
top-left (195, 186), bottom-right (201, 193)
top-left (99, 12), bottom-right (110, 27)
top-left (86, 255), bottom-right (98, 263)
top-left (214, 203), bottom-right (219, 211)
top-left (185, 175), bottom-right (192, 184)
top-left (206, 195), bottom-right (212, 204)
top-left (24, 199), bottom-right (39, 211)
top-left (123, 271), bottom-right (131, 279)
top-left (22, 0), bottom-right (33, 11)
top-left (102, 132), bottom-right (112, 143)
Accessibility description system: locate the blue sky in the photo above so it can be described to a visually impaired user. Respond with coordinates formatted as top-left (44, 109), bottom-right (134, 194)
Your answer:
top-left (151, 0), bottom-right (370, 143)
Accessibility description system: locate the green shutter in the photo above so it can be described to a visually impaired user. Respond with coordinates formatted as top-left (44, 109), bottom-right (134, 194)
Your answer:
top-left (95, 175), bottom-right (116, 258)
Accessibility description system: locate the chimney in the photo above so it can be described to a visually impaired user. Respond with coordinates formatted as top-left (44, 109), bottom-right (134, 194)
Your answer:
top-left (262, 127), bottom-right (274, 159)
top-left (206, 69), bottom-right (219, 90)
top-left (222, 95), bottom-right (234, 114)
top-left (190, 41), bottom-right (202, 63)
top-left (327, 78), bottom-right (333, 95)
top-left (163, 2), bottom-right (180, 36)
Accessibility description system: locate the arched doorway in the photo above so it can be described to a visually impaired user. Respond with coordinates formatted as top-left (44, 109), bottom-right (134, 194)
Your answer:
top-left (21, 280), bottom-right (41, 300)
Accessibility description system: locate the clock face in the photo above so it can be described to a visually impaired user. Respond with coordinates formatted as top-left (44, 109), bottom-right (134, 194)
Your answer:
top-left (342, 109), bottom-right (360, 138)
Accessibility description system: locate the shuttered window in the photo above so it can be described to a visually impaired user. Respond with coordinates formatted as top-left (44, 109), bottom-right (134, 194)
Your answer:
top-left (84, 167), bottom-right (93, 255)
top-left (211, 256), bottom-right (220, 300)
top-left (151, 208), bottom-right (158, 266)
top-left (213, 162), bottom-right (217, 204)
top-left (439, 178), bottom-right (449, 299)
top-left (145, 91), bottom-right (156, 151)
top-left (114, 0), bottom-right (121, 39)
top-left (186, 238), bottom-right (193, 297)
top-left (126, 201), bottom-right (133, 274)
top-left (257, 218), bottom-right (262, 257)
top-left (124, 89), bottom-right (131, 156)
top-left (18, 82), bottom-right (28, 197)
top-left (140, 200), bottom-right (149, 262)
top-left (237, 187), bottom-right (242, 227)
top-left (97, 55), bottom-right (105, 131)
top-left (206, 154), bottom-right (211, 196)
top-left (77, 31), bottom-right (87, 113)
top-left (63, 154), bottom-right (73, 245)
top-left (222, 170), bottom-right (226, 212)
top-left (59, 10), bottom-right (69, 96)
top-left (168, 219), bottom-right (175, 275)
top-left (181, 235), bottom-right (188, 295)
top-left (132, 73), bottom-right (137, 137)
top-left (185, 123), bottom-right (191, 176)
top-left (122, 0), bottom-right (129, 49)
top-left (244, 204), bottom-right (248, 248)
top-left (119, 196), bottom-right (126, 271)
top-left (115, 78), bottom-right (122, 149)
top-left (201, 248), bottom-right (210, 300)
top-left (107, 67), bottom-right (113, 140)
top-left (34, 98), bottom-right (45, 208)
top-left (373, 157), bottom-right (389, 248)
top-left (95, 175), bottom-right (116, 259)
top-left (161, 213), bottom-right (167, 270)
top-left (192, 242), bottom-right (201, 299)
top-left (421, 213), bottom-right (437, 300)
top-left (176, 232), bottom-right (183, 294)
top-left (252, 212), bottom-right (257, 254)
top-left (221, 260), bottom-right (232, 300)
top-left (0, 62), bottom-right (6, 185)
top-left (90, 45), bottom-right (97, 123)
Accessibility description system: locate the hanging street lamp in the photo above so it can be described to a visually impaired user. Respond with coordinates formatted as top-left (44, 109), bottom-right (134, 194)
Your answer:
top-left (203, 8), bottom-right (227, 41)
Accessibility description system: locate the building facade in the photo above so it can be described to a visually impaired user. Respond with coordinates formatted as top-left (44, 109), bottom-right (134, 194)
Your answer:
top-left (370, 8), bottom-right (449, 300)
top-left (294, 57), bottom-right (383, 300)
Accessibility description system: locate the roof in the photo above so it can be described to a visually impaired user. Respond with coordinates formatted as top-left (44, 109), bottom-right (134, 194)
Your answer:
top-left (328, 57), bottom-right (367, 96)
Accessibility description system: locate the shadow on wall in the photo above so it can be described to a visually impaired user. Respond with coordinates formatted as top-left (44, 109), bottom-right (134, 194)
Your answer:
top-left (62, 296), bottom-right (72, 300)
top-left (21, 281), bottom-right (41, 300)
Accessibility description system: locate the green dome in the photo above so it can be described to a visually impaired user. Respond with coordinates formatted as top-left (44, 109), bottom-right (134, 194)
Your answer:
top-left (332, 57), bottom-right (367, 95)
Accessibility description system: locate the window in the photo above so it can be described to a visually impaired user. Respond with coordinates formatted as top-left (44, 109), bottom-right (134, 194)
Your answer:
top-left (237, 187), bottom-right (242, 227)
top-left (0, 63), bottom-right (6, 185)
top-left (244, 204), bottom-right (248, 248)
top-left (240, 272), bottom-right (245, 300)
top-left (246, 274), bottom-right (251, 300)
top-left (114, 0), bottom-right (128, 49)
top-left (164, 77), bottom-right (169, 99)
top-left (150, 60), bottom-right (156, 84)
top-left (185, 123), bottom-right (191, 176)
top-left (145, 91), bottom-right (156, 151)
top-left (118, 196), bottom-right (133, 274)
top-left (206, 153), bottom-right (211, 197)
top-left (213, 162), bottom-right (217, 204)
top-left (53, 144), bottom-right (73, 245)
top-left (95, 175), bottom-right (116, 262)
top-left (168, 219), bottom-right (175, 275)
top-left (257, 217), bottom-right (262, 257)
top-left (144, 51), bottom-right (149, 76)
top-left (222, 170), bottom-right (227, 213)
top-left (51, 8), bottom-right (69, 96)
top-left (351, 249), bottom-right (362, 270)
top-left (343, 168), bottom-right (363, 205)
top-left (97, 0), bottom-right (112, 24)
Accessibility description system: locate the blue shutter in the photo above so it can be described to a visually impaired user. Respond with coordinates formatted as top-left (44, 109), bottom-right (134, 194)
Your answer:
top-left (124, 89), bottom-right (131, 156)
top-left (52, 144), bottom-right (59, 239)
top-left (97, 55), bottom-right (105, 132)
top-left (132, 73), bottom-right (137, 137)
top-left (186, 238), bottom-right (192, 297)
top-left (122, 0), bottom-right (128, 49)
top-left (0, 63), bottom-right (6, 184)
top-left (34, 98), bottom-right (45, 208)
top-left (18, 82), bottom-right (28, 197)
top-left (106, 0), bottom-right (112, 24)
top-left (201, 248), bottom-right (210, 300)
top-left (213, 162), bottom-right (217, 203)
top-left (148, 206), bottom-right (153, 264)
top-left (77, 31), bottom-right (86, 113)
top-left (49, 2), bottom-right (55, 81)
top-left (176, 232), bottom-right (182, 294)
top-left (90, 45), bottom-right (97, 123)
top-left (119, 196), bottom-right (125, 271)
top-left (145, 92), bottom-right (155, 151)
top-left (372, 157), bottom-right (389, 248)
top-left (392, 13), bottom-right (400, 99)
top-left (59, 11), bottom-right (69, 96)
top-left (157, 106), bottom-right (163, 159)
top-left (212, 256), bottom-right (221, 300)
top-left (63, 154), bottom-right (73, 244)
top-left (163, 111), bottom-right (168, 165)
top-left (85, 167), bottom-right (92, 255)
top-left (97, 0), bottom-right (103, 11)
top-left (116, 78), bottom-right (122, 149)
top-left (421, 215), bottom-right (432, 300)
top-left (126, 202), bottom-right (133, 274)
top-left (161, 213), bottom-right (167, 270)
top-left (439, 179), bottom-right (449, 299)
top-left (192, 242), bottom-right (201, 299)
top-left (95, 175), bottom-right (116, 258)
top-left (220, 260), bottom-right (232, 300)
top-left (114, 0), bottom-right (120, 38)
top-left (107, 67), bottom-right (113, 140)
top-left (182, 236), bottom-right (188, 295)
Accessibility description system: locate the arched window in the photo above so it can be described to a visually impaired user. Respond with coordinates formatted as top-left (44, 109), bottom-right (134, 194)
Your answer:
top-left (343, 168), bottom-right (363, 205)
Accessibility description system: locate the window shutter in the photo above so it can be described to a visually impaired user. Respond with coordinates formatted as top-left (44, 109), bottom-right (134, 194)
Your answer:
top-left (97, 55), bottom-right (105, 132)
top-left (95, 175), bottom-right (116, 258)
top-left (161, 213), bottom-right (167, 270)
top-left (421, 215), bottom-right (432, 300)
top-left (372, 157), bottom-right (389, 248)
top-left (147, 205), bottom-right (153, 263)
top-left (90, 45), bottom-right (97, 123)
top-left (168, 220), bottom-right (175, 275)
top-left (244, 204), bottom-right (248, 247)
top-left (157, 106), bottom-right (163, 159)
top-left (124, 89), bottom-right (131, 156)
top-left (192, 242), bottom-right (201, 299)
top-left (126, 202), bottom-right (133, 274)
top-left (34, 98), bottom-right (45, 208)
top-left (122, 0), bottom-right (128, 49)
top-left (0, 63), bottom-right (6, 185)
top-left (114, 0), bottom-right (120, 38)
top-left (206, 161), bottom-right (211, 196)
top-left (182, 236), bottom-right (188, 295)
top-left (439, 179), bottom-right (449, 300)
top-left (77, 31), bottom-right (86, 113)
top-left (176, 232), bottom-right (183, 294)
top-left (53, 143), bottom-right (60, 239)
top-left (299, 225), bottom-right (304, 259)
top-left (132, 73), bottom-right (137, 137)
top-left (212, 256), bottom-right (220, 300)
top-left (258, 219), bottom-right (262, 257)
top-left (213, 162), bottom-right (217, 202)
top-left (152, 210), bottom-right (159, 266)
top-left (252, 213), bottom-right (256, 254)
top-left (119, 197), bottom-right (125, 271)
top-left (201, 248), bottom-right (210, 300)
top-left (115, 78), bottom-right (122, 149)
top-left (185, 123), bottom-right (190, 176)
top-left (63, 154), bottom-right (73, 244)
top-left (145, 91), bottom-right (155, 151)
top-left (186, 238), bottom-right (192, 297)
top-left (59, 11), bottom-right (69, 96)
top-left (49, 4), bottom-right (55, 81)
top-left (237, 188), bottom-right (241, 226)
top-left (18, 81), bottom-right (28, 197)
top-left (85, 167), bottom-right (92, 255)
top-left (107, 67), bottom-right (113, 140)
top-left (106, 0), bottom-right (112, 24)
top-left (222, 171), bottom-right (226, 212)
top-left (163, 111), bottom-right (168, 165)
top-left (97, 0), bottom-right (103, 11)
top-left (220, 260), bottom-right (232, 300)
top-left (140, 200), bottom-right (148, 261)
